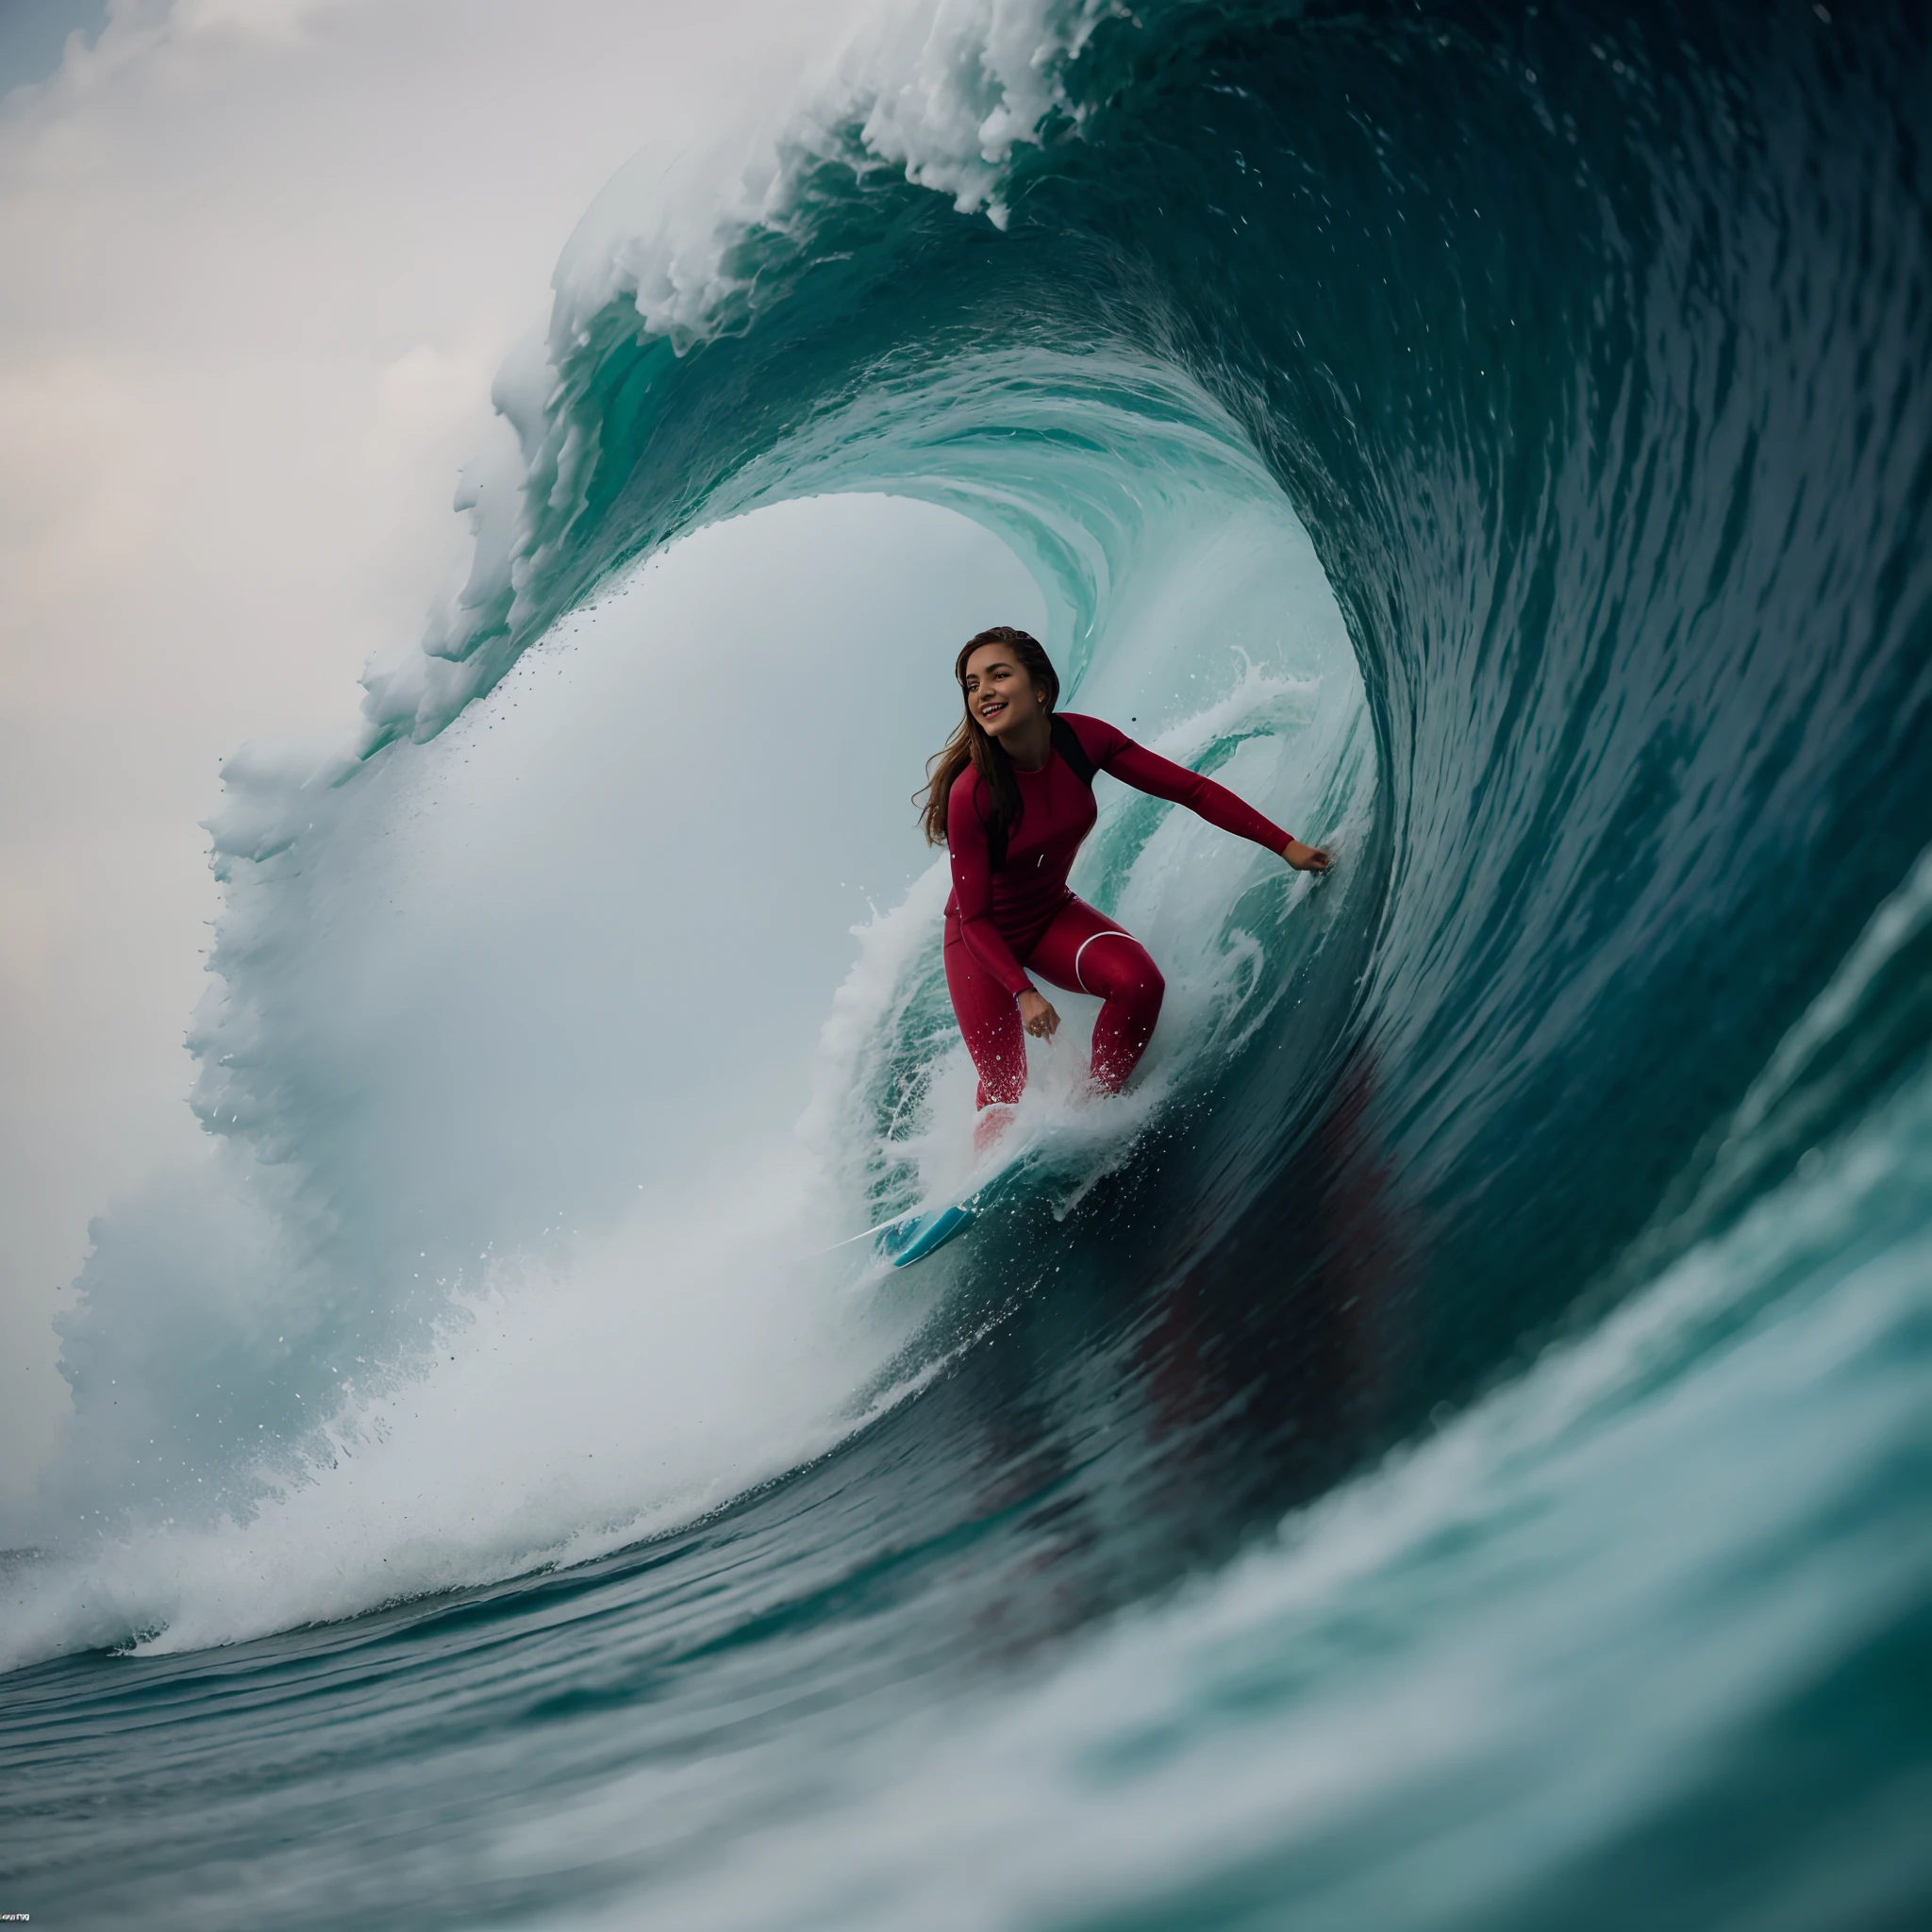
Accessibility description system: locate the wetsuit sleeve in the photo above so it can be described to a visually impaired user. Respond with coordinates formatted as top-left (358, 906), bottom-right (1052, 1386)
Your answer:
top-left (947, 774), bottom-right (1035, 999)
top-left (1070, 714), bottom-right (1293, 851)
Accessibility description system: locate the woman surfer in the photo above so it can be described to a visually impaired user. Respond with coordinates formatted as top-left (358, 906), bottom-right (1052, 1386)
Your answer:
top-left (920, 626), bottom-right (1331, 1141)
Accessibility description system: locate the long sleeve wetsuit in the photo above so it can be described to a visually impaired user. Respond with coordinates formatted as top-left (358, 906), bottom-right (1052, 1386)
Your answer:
top-left (942, 711), bottom-right (1292, 1106)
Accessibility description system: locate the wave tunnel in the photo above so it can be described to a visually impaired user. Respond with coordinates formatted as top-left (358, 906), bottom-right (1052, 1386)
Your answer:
top-left (6, 1), bottom-right (1931, 1926)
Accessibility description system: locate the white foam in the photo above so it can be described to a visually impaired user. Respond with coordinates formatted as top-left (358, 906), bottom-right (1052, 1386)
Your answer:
top-left (6, 1150), bottom-right (904, 1668)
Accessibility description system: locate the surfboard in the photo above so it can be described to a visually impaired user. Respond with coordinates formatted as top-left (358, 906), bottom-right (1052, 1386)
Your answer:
top-left (849, 1141), bottom-right (1039, 1272)
top-left (879, 1194), bottom-right (982, 1268)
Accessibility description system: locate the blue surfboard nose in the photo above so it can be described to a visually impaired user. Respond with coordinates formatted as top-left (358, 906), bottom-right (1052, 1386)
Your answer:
top-left (884, 1198), bottom-right (979, 1268)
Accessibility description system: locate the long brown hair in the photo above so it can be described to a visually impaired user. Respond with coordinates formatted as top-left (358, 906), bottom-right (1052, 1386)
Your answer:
top-left (917, 626), bottom-right (1061, 867)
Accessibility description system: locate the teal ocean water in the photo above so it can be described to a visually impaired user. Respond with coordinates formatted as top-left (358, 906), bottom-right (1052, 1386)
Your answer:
top-left (5, 2), bottom-right (1930, 1925)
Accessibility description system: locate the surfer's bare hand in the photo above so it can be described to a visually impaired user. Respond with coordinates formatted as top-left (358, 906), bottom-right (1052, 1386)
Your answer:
top-left (1017, 989), bottom-right (1059, 1040)
top-left (1283, 838), bottom-right (1332, 872)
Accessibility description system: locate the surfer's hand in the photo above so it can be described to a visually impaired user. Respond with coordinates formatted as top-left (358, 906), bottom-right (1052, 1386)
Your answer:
top-left (1283, 837), bottom-right (1332, 872)
top-left (1017, 989), bottom-right (1060, 1041)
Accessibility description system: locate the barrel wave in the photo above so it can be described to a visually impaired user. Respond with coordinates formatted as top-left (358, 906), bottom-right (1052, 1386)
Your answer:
top-left (6, 1), bottom-right (1930, 1926)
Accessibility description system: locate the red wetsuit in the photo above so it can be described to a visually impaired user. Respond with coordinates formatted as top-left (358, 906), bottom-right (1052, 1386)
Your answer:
top-left (944, 711), bottom-right (1292, 1107)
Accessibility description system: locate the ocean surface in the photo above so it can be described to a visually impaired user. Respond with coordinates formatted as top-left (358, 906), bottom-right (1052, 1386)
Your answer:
top-left (6, 1), bottom-right (1931, 1925)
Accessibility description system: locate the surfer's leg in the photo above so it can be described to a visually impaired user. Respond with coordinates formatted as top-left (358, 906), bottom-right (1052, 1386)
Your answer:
top-left (973, 1103), bottom-right (1017, 1158)
top-left (942, 919), bottom-right (1028, 1108)
top-left (1029, 897), bottom-right (1165, 1092)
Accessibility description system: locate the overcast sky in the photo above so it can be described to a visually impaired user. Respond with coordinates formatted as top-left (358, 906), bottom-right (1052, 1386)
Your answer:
top-left (0, 0), bottom-right (887, 1492)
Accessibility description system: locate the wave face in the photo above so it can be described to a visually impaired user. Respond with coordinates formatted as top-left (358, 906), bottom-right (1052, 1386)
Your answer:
top-left (7, 1), bottom-right (1932, 1925)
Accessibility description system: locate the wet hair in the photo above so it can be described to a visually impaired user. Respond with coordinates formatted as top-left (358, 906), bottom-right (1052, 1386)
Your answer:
top-left (916, 626), bottom-right (1059, 867)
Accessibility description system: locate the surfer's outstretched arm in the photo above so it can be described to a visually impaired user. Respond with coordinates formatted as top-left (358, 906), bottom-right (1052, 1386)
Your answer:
top-left (1067, 715), bottom-right (1332, 871)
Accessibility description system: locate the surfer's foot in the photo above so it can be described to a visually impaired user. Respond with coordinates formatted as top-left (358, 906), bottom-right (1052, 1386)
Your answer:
top-left (974, 1103), bottom-right (1018, 1158)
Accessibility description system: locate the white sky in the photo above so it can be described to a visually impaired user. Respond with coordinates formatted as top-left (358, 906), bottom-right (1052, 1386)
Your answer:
top-left (0, 0), bottom-right (887, 1493)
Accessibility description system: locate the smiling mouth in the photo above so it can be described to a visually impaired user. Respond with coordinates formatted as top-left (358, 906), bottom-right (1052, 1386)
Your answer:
top-left (979, 699), bottom-right (1008, 721)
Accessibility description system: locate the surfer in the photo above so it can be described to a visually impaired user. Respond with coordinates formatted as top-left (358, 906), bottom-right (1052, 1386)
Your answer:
top-left (921, 626), bottom-right (1330, 1138)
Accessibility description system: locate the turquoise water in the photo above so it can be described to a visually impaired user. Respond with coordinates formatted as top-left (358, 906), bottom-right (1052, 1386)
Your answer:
top-left (5, 1), bottom-right (1931, 1925)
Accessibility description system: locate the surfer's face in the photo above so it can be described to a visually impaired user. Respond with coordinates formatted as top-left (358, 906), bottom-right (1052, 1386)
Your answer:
top-left (963, 645), bottom-right (1046, 743)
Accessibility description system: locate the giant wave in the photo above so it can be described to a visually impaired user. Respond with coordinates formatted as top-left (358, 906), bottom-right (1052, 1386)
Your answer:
top-left (5, 1), bottom-right (1930, 1926)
